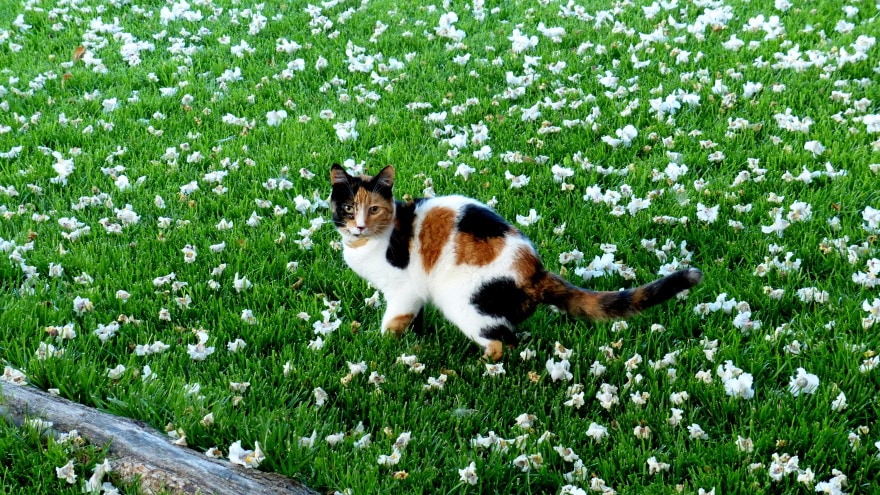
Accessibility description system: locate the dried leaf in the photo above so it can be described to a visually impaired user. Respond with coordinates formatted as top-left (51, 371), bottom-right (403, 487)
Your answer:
top-left (72, 45), bottom-right (86, 62)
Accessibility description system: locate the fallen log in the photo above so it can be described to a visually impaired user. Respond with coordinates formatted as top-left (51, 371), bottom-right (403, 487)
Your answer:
top-left (0, 382), bottom-right (319, 495)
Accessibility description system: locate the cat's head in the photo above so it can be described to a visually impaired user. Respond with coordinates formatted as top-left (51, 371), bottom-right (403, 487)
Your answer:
top-left (330, 164), bottom-right (396, 240)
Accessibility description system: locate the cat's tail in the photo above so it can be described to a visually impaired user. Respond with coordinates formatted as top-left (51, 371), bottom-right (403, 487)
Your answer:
top-left (538, 268), bottom-right (703, 320)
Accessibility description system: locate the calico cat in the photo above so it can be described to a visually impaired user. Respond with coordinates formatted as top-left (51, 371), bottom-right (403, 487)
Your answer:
top-left (330, 164), bottom-right (703, 361)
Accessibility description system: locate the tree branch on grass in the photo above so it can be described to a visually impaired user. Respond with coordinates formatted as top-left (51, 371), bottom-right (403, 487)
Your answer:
top-left (0, 382), bottom-right (318, 495)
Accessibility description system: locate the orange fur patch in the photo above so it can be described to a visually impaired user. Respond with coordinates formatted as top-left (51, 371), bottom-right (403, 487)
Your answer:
top-left (513, 246), bottom-right (550, 307)
top-left (455, 233), bottom-right (506, 266)
top-left (344, 188), bottom-right (394, 235)
top-left (386, 313), bottom-right (415, 336)
top-left (512, 246), bottom-right (540, 282)
top-left (630, 286), bottom-right (649, 312)
top-left (346, 238), bottom-right (368, 248)
top-left (530, 271), bottom-right (608, 320)
top-left (484, 340), bottom-right (504, 361)
top-left (571, 291), bottom-right (606, 319)
top-left (418, 207), bottom-right (456, 272)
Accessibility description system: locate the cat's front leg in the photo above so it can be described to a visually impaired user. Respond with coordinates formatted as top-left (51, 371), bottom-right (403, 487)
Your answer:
top-left (380, 292), bottom-right (425, 337)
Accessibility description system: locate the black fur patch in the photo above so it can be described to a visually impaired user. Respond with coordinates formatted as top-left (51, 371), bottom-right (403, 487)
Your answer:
top-left (635, 269), bottom-right (701, 310)
top-left (480, 324), bottom-right (519, 346)
top-left (458, 204), bottom-right (509, 238)
top-left (470, 277), bottom-right (536, 325)
top-left (599, 290), bottom-right (634, 318)
top-left (411, 308), bottom-right (429, 335)
top-left (362, 174), bottom-right (393, 200)
top-left (386, 200), bottom-right (419, 268)
top-left (330, 181), bottom-right (359, 228)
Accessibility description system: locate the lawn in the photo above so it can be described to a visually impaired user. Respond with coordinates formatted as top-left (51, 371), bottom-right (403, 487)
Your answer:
top-left (1, 0), bottom-right (879, 493)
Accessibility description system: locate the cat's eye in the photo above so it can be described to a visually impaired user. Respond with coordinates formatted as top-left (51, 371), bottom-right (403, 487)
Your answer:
top-left (369, 206), bottom-right (380, 214)
top-left (342, 204), bottom-right (354, 213)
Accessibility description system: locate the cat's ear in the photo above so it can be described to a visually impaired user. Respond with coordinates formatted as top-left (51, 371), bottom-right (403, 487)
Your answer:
top-left (330, 164), bottom-right (350, 185)
top-left (376, 165), bottom-right (395, 189)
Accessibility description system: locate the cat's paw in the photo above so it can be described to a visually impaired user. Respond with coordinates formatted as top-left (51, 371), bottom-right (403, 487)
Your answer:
top-left (382, 313), bottom-right (416, 338)
top-left (482, 341), bottom-right (504, 362)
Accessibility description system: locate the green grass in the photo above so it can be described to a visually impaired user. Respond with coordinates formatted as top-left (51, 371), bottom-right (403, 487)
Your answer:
top-left (0, 418), bottom-right (139, 494)
top-left (2, 0), bottom-right (880, 493)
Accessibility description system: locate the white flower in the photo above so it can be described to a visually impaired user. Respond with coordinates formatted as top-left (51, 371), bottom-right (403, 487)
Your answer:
top-left (187, 331), bottom-right (215, 361)
top-left (647, 456), bottom-right (670, 474)
top-left (787, 201), bottom-right (813, 222)
top-left (585, 422), bottom-right (608, 443)
top-left (546, 358), bottom-right (573, 382)
top-left (93, 322), bottom-right (120, 342)
top-left (615, 125), bottom-right (638, 147)
top-left (670, 391), bottom-right (689, 405)
top-left (377, 449), bottom-right (401, 467)
top-left (313, 318), bottom-right (341, 335)
top-left (761, 213), bottom-right (790, 237)
top-left (668, 407), bottom-right (683, 426)
top-left (564, 392), bottom-right (585, 409)
top-left (788, 367), bottom-right (820, 396)
top-left (83, 458), bottom-right (112, 493)
top-left (768, 452), bottom-right (800, 482)
top-left (863, 206), bottom-right (880, 232)
top-left (313, 387), bottom-right (328, 407)
top-left (508, 28), bottom-right (538, 53)
top-left (106, 365), bottom-right (126, 380)
top-left (368, 371), bottom-right (385, 387)
top-left (483, 363), bottom-right (505, 377)
top-left (353, 433), bottom-right (372, 449)
top-left (424, 374), bottom-right (447, 390)
top-left (228, 441), bottom-right (265, 469)
top-left (687, 423), bottom-right (708, 440)
top-left (55, 459), bottom-right (76, 484)
top-left (736, 436), bottom-right (754, 452)
top-left (472, 145), bottom-right (492, 160)
top-left (325, 432), bottom-right (345, 447)
top-left (831, 391), bottom-right (848, 412)
top-left (266, 109), bottom-right (287, 126)
top-left (240, 309), bottom-right (257, 325)
top-left (454, 163), bottom-right (476, 180)
top-left (102, 97), bottom-right (119, 113)
top-left (141, 365), bottom-right (156, 382)
top-left (458, 461), bottom-right (478, 485)
top-left (227, 338), bottom-right (247, 352)
top-left (814, 470), bottom-right (848, 494)
top-left (308, 336), bottom-right (324, 351)
top-left (626, 197), bottom-right (651, 216)
top-left (511, 453), bottom-right (542, 472)
top-left (595, 383), bottom-right (619, 410)
top-left (73, 296), bottom-right (94, 316)
top-left (233, 272), bottom-right (252, 293)
top-left (298, 430), bottom-right (317, 448)
top-left (516, 209), bottom-right (540, 226)
top-left (696, 203), bottom-right (719, 223)
top-left (724, 373), bottom-right (755, 399)
top-left (515, 413), bottom-right (536, 429)
top-left (181, 244), bottom-right (196, 263)
top-left (505, 170), bottom-right (530, 188)
top-left (333, 119), bottom-right (358, 142)
top-left (804, 140), bottom-right (825, 156)
top-left (633, 425), bottom-right (651, 439)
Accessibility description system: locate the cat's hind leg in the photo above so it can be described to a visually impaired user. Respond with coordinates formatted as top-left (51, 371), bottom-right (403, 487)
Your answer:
top-left (478, 323), bottom-right (519, 361)
top-left (434, 298), bottom-right (518, 360)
